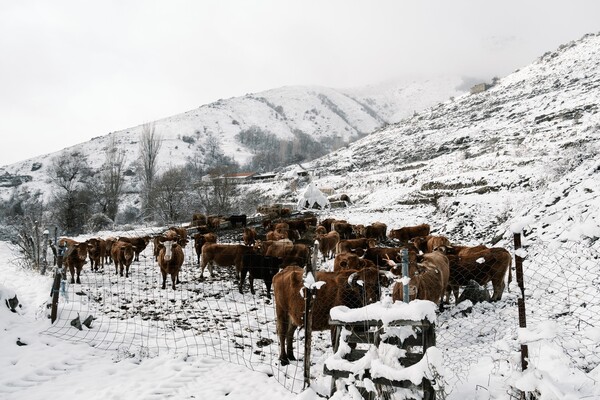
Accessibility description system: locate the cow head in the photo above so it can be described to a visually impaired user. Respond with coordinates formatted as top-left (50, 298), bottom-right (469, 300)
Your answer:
top-left (161, 240), bottom-right (177, 261)
top-left (346, 267), bottom-right (387, 305)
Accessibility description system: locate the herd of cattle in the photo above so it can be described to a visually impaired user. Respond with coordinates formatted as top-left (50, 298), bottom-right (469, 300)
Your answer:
top-left (56, 213), bottom-right (512, 366)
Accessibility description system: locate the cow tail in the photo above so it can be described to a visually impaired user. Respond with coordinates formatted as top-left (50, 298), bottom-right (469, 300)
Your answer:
top-left (508, 255), bottom-right (513, 289)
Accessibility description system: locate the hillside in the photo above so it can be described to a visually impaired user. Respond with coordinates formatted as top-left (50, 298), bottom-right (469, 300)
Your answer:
top-left (0, 77), bottom-right (466, 204)
top-left (250, 32), bottom-right (600, 247)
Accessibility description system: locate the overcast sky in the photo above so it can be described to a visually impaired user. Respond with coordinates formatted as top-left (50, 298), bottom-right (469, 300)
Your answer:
top-left (1, 1), bottom-right (599, 167)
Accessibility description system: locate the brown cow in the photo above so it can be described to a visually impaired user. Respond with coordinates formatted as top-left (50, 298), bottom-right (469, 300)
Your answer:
top-left (266, 229), bottom-right (289, 241)
top-left (86, 238), bottom-right (105, 272)
top-left (64, 241), bottom-right (88, 284)
top-left (444, 246), bottom-right (512, 302)
top-left (315, 225), bottom-right (327, 235)
top-left (242, 227), bottom-right (257, 246)
top-left (193, 232), bottom-right (218, 264)
top-left (332, 221), bottom-right (354, 239)
top-left (355, 222), bottom-right (387, 241)
top-left (192, 213), bottom-right (207, 227)
top-left (111, 240), bottom-right (136, 278)
top-left (336, 238), bottom-right (377, 255)
top-left (316, 231), bottom-right (340, 261)
top-left (207, 216), bottom-right (224, 230)
top-left (158, 238), bottom-right (185, 290)
top-left (265, 240), bottom-right (310, 267)
top-left (366, 222), bottom-right (387, 241)
top-left (363, 245), bottom-right (418, 271)
top-left (393, 251), bottom-right (450, 309)
top-left (104, 237), bottom-right (117, 265)
top-left (273, 266), bottom-right (387, 365)
top-left (200, 243), bottom-right (255, 280)
top-left (320, 218), bottom-right (342, 233)
top-left (168, 227), bottom-right (189, 247)
top-left (388, 224), bottom-right (431, 243)
top-left (116, 235), bottom-right (150, 262)
top-left (412, 235), bottom-right (452, 253)
top-left (333, 252), bottom-right (377, 272)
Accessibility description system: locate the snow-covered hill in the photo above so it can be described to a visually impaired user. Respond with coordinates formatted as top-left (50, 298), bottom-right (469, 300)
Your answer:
top-left (252, 32), bottom-right (600, 247)
top-left (0, 77), bottom-right (466, 203)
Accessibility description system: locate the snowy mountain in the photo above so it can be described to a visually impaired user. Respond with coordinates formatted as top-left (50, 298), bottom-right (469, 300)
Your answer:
top-left (0, 76), bottom-right (466, 203)
top-left (250, 32), bottom-right (600, 247)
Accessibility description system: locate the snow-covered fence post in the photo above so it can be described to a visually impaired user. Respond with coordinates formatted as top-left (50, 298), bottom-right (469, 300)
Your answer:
top-left (513, 232), bottom-right (529, 371)
top-left (402, 248), bottom-right (410, 303)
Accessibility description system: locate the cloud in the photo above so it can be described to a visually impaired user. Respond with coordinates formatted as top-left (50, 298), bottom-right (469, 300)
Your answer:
top-left (1, 0), bottom-right (600, 166)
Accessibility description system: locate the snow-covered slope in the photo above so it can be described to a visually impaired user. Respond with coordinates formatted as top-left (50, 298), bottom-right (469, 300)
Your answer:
top-left (255, 32), bottom-right (600, 247)
top-left (0, 77), bottom-right (466, 203)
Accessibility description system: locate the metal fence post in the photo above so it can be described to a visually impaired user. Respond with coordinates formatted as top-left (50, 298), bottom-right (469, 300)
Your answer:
top-left (513, 232), bottom-right (529, 371)
top-left (402, 248), bottom-right (410, 303)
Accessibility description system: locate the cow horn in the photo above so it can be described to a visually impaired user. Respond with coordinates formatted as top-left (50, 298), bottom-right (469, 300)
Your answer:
top-left (347, 272), bottom-right (358, 285)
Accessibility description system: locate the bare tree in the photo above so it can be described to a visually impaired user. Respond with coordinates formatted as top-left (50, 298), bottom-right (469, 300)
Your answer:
top-left (149, 166), bottom-right (191, 224)
top-left (102, 136), bottom-right (126, 220)
top-left (139, 122), bottom-right (162, 220)
top-left (86, 136), bottom-right (125, 222)
top-left (48, 151), bottom-right (93, 235)
top-left (195, 173), bottom-right (237, 216)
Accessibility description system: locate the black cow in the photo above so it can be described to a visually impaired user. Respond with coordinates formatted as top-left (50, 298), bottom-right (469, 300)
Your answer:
top-left (239, 254), bottom-right (282, 299)
top-left (227, 214), bottom-right (247, 228)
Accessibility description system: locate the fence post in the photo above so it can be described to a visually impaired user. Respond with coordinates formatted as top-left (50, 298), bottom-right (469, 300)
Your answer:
top-left (50, 241), bottom-right (66, 323)
top-left (303, 240), bottom-right (319, 389)
top-left (402, 248), bottom-right (410, 303)
top-left (40, 229), bottom-right (49, 275)
top-left (513, 232), bottom-right (529, 371)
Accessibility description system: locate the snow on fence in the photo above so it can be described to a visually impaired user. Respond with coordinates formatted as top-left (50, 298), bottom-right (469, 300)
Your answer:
top-left (40, 226), bottom-right (600, 398)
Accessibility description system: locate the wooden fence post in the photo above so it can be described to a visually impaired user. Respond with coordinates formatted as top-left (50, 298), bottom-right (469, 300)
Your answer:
top-left (303, 240), bottom-right (320, 389)
top-left (50, 241), bottom-right (66, 323)
top-left (513, 232), bottom-right (529, 371)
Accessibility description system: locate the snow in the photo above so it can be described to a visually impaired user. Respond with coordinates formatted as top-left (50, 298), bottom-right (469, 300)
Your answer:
top-left (2, 32), bottom-right (600, 400)
top-left (297, 182), bottom-right (330, 210)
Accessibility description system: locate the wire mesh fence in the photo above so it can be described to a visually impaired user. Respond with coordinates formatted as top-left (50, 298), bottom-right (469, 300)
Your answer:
top-left (42, 229), bottom-right (307, 393)
top-left (520, 237), bottom-right (600, 373)
top-left (39, 226), bottom-right (600, 398)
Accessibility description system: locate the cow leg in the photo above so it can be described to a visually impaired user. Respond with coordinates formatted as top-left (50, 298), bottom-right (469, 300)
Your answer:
top-left (161, 270), bottom-right (167, 289)
top-left (491, 280), bottom-right (505, 302)
top-left (276, 310), bottom-right (290, 365)
top-left (239, 269), bottom-right (247, 294)
top-left (199, 261), bottom-right (206, 280)
top-left (249, 275), bottom-right (255, 295)
top-left (171, 273), bottom-right (176, 290)
top-left (125, 265), bottom-right (130, 278)
top-left (265, 280), bottom-right (272, 299)
top-left (69, 265), bottom-right (75, 284)
top-left (76, 266), bottom-right (82, 284)
top-left (285, 323), bottom-right (296, 361)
